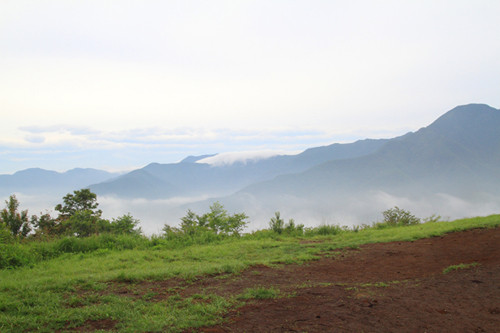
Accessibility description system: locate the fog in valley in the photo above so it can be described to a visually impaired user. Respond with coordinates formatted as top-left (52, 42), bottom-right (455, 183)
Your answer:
top-left (10, 190), bottom-right (500, 236)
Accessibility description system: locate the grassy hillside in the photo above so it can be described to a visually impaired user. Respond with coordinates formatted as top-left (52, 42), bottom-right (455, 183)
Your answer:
top-left (1, 215), bottom-right (499, 332)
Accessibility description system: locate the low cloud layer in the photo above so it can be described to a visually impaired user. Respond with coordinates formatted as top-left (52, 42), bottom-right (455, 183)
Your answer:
top-left (8, 189), bottom-right (500, 236)
top-left (196, 150), bottom-right (301, 166)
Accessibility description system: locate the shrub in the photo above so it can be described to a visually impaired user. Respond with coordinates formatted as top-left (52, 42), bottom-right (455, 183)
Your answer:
top-left (304, 224), bottom-right (343, 236)
top-left (110, 214), bottom-right (142, 235)
top-left (164, 202), bottom-right (248, 240)
top-left (269, 213), bottom-right (304, 235)
top-left (269, 212), bottom-right (285, 234)
top-left (0, 243), bottom-right (33, 269)
top-left (0, 195), bottom-right (31, 238)
top-left (284, 219), bottom-right (304, 235)
top-left (379, 206), bottom-right (420, 227)
top-left (0, 222), bottom-right (13, 244)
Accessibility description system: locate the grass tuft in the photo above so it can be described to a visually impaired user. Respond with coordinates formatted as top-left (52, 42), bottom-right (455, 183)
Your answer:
top-left (443, 262), bottom-right (480, 274)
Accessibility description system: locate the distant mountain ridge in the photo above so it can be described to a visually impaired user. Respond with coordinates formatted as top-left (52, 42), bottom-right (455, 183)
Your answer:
top-left (89, 104), bottom-right (500, 201)
top-left (235, 103), bottom-right (500, 202)
top-left (0, 168), bottom-right (119, 197)
top-left (88, 138), bottom-right (389, 198)
top-left (2, 104), bottom-right (499, 227)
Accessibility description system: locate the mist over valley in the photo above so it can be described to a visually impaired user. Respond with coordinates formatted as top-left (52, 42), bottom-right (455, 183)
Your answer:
top-left (2, 104), bottom-right (500, 234)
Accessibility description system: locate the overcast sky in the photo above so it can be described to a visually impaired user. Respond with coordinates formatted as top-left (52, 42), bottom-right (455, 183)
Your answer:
top-left (1, 0), bottom-right (499, 174)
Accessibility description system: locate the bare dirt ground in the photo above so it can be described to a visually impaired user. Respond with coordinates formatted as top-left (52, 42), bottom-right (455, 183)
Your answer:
top-left (185, 227), bottom-right (500, 332)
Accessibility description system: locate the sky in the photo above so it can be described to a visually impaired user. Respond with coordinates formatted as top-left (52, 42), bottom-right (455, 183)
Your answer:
top-left (1, 0), bottom-right (500, 174)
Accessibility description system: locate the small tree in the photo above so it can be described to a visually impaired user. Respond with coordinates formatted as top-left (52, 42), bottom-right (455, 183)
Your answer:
top-left (269, 212), bottom-right (303, 235)
top-left (65, 210), bottom-right (100, 237)
top-left (269, 212), bottom-right (285, 234)
top-left (0, 195), bottom-right (31, 238)
top-left (30, 212), bottom-right (58, 238)
top-left (110, 214), bottom-right (142, 235)
top-left (55, 189), bottom-right (102, 219)
top-left (179, 210), bottom-right (202, 235)
top-left (200, 202), bottom-right (248, 236)
top-left (382, 206), bottom-right (420, 226)
top-left (170, 202), bottom-right (248, 237)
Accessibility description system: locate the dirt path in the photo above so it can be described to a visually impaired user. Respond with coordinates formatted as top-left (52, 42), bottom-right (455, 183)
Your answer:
top-left (188, 227), bottom-right (500, 332)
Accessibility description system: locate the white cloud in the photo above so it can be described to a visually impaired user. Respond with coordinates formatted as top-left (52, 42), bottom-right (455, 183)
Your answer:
top-left (0, 1), bottom-right (499, 173)
top-left (196, 150), bottom-right (301, 166)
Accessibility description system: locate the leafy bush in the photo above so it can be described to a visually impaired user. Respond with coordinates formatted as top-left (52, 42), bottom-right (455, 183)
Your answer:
top-left (163, 202), bottom-right (248, 241)
top-left (268, 212), bottom-right (304, 235)
top-left (0, 222), bottom-right (13, 244)
top-left (0, 243), bottom-right (33, 269)
top-left (304, 224), bottom-right (343, 236)
top-left (376, 206), bottom-right (420, 228)
top-left (422, 214), bottom-right (442, 223)
top-left (0, 195), bottom-right (31, 238)
top-left (110, 213), bottom-right (142, 235)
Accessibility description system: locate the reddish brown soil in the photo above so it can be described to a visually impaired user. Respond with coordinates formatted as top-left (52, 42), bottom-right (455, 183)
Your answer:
top-left (188, 227), bottom-right (500, 332)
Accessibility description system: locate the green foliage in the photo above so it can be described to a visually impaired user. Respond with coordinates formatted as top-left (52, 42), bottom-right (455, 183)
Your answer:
top-left (268, 212), bottom-right (304, 235)
top-left (0, 243), bottom-right (32, 268)
top-left (110, 213), bottom-right (143, 235)
top-left (376, 206), bottom-right (421, 228)
top-left (269, 211), bottom-right (285, 234)
top-left (0, 222), bottom-right (13, 244)
top-left (164, 202), bottom-right (248, 240)
top-left (64, 210), bottom-right (103, 237)
top-left (306, 224), bottom-right (343, 236)
top-left (0, 195), bottom-right (31, 238)
top-left (55, 188), bottom-right (102, 219)
top-left (422, 214), bottom-right (442, 223)
top-left (29, 213), bottom-right (58, 238)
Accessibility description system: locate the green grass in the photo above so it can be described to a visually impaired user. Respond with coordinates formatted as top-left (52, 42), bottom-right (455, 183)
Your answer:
top-left (443, 262), bottom-right (480, 274)
top-left (0, 214), bottom-right (499, 332)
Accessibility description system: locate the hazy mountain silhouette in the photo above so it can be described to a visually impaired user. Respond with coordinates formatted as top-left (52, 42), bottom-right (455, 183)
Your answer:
top-left (237, 104), bottom-right (500, 201)
top-left (0, 168), bottom-right (118, 197)
top-left (3, 103), bottom-right (499, 229)
top-left (88, 138), bottom-right (388, 199)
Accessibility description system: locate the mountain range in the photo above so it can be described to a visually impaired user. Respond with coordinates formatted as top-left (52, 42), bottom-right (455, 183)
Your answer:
top-left (1, 103), bottom-right (499, 228)
top-left (0, 168), bottom-right (118, 198)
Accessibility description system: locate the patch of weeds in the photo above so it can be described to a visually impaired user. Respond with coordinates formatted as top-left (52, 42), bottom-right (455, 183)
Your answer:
top-left (191, 293), bottom-right (206, 299)
top-left (115, 272), bottom-right (138, 283)
top-left (218, 264), bottom-right (238, 274)
top-left (237, 286), bottom-right (280, 300)
top-left (66, 295), bottom-right (85, 308)
top-left (443, 262), bottom-right (480, 274)
top-left (142, 292), bottom-right (158, 301)
top-left (78, 280), bottom-right (107, 292)
top-left (168, 294), bottom-right (183, 303)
